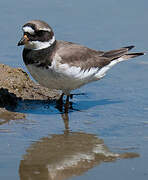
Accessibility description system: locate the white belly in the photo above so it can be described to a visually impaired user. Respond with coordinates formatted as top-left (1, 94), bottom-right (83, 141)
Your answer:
top-left (26, 64), bottom-right (100, 94)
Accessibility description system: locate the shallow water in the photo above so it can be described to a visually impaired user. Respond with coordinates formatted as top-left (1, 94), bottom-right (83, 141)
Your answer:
top-left (0, 0), bottom-right (148, 179)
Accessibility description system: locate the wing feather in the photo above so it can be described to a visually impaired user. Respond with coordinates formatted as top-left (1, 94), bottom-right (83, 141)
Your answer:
top-left (55, 41), bottom-right (137, 70)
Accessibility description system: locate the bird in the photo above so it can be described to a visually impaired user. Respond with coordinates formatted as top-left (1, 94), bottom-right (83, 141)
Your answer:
top-left (18, 20), bottom-right (144, 106)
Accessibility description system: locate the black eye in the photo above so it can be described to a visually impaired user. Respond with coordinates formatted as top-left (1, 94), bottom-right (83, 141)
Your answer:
top-left (37, 30), bottom-right (44, 37)
top-left (24, 32), bottom-right (33, 38)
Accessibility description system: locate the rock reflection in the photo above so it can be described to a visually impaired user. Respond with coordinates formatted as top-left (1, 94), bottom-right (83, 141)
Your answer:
top-left (19, 113), bottom-right (139, 180)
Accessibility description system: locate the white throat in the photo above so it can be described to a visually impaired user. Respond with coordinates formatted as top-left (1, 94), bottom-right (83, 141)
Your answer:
top-left (24, 36), bottom-right (56, 50)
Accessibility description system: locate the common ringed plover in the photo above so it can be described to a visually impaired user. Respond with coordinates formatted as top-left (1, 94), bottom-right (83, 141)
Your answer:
top-left (18, 20), bottom-right (144, 103)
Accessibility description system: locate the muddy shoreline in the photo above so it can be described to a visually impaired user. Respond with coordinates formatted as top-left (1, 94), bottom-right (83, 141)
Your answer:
top-left (0, 64), bottom-right (60, 120)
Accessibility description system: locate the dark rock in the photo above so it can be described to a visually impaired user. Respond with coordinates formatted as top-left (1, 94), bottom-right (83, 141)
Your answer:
top-left (0, 64), bottom-right (60, 120)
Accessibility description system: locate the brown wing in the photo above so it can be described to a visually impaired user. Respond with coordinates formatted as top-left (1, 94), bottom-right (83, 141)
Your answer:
top-left (55, 41), bottom-right (134, 70)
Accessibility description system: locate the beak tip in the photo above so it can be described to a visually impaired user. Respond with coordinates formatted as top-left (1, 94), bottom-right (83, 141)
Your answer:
top-left (17, 35), bottom-right (27, 46)
top-left (17, 41), bottom-right (23, 46)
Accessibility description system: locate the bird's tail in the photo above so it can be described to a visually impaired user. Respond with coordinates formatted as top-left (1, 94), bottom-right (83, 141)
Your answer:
top-left (119, 52), bottom-right (145, 61)
top-left (103, 45), bottom-right (145, 62)
top-left (95, 46), bottom-right (145, 79)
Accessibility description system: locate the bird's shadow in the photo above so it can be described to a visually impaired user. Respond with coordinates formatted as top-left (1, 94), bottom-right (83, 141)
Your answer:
top-left (13, 96), bottom-right (121, 115)
top-left (0, 88), bottom-right (122, 129)
top-left (14, 95), bottom-right (121, 131)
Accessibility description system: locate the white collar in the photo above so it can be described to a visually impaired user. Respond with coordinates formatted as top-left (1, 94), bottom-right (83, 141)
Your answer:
top-left (25, 36), bottom-right (56, 50)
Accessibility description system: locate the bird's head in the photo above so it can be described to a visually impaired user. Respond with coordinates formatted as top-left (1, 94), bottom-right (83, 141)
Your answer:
top-left (18, 20), bottom-right (56, 50)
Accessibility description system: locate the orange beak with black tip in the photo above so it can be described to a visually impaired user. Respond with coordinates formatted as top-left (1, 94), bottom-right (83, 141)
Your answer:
top-left (17, 35), bottom-right (29, 46)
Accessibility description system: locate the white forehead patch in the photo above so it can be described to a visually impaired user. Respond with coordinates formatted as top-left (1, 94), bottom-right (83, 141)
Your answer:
top-left (23, 26), bottom-right (35, 35)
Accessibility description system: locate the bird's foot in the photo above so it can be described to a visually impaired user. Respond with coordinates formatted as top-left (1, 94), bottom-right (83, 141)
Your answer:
top-left (56, 93), bottom-right (71, 113)
top-left (64, 95), bottom-right (70, 113)
top-left (57, 93), bottom-right (64, 104)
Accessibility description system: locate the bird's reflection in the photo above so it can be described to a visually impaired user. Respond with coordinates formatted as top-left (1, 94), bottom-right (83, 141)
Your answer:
top-left (0, 92), bottom-right (140, 180)
top-left (19, 112), bottom-right (139, 180)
